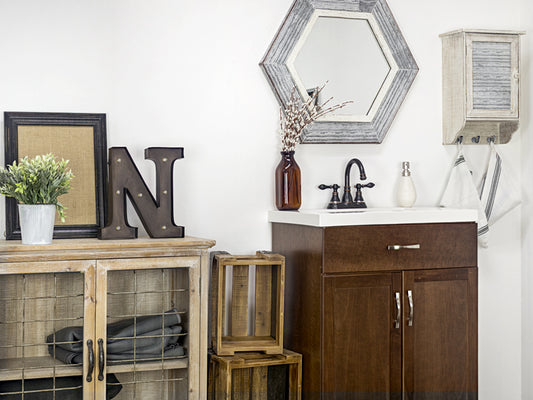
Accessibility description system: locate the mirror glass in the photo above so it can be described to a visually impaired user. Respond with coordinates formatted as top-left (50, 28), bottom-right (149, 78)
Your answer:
top-left (292, 16), bottom-right (391, 119)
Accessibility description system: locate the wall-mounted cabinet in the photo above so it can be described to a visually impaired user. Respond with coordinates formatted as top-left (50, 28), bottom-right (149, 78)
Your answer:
top-left (0, 237), bottom-right (214, 399)
top-left (441, 29), bottom-right (525, 144)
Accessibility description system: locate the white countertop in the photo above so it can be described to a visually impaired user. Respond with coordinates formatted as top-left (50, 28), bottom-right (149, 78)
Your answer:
top-left (268, 207), bottom-right (478, 227)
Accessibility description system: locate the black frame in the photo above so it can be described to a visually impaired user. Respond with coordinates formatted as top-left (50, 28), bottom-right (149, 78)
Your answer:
top-left (4, 112), bottom-right (108, 240)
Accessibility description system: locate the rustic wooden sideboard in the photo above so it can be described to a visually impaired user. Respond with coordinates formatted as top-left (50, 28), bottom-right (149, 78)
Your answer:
top-left (0, 237), bottom-right (214, 399)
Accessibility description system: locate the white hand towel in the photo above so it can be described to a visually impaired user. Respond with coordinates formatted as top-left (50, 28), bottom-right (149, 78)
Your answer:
top-left (440, 148), bottom-right (489, 247)
top-left (479, 142), bottom-right (521, 225)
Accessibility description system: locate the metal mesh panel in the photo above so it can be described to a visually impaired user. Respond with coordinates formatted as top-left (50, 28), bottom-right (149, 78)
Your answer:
top-left (106, 268), bottom-right (189, 399)
top-left (0, 272), bottom-right (85, 399)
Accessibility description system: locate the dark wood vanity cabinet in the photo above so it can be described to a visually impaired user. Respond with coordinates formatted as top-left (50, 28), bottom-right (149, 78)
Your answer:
top-left (272, 222), bottom-right (478, 400)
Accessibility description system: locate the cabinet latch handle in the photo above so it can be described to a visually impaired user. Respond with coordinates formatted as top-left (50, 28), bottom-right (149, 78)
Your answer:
top-left (407, 290), bottom-right (414, 327)
top-left (387, 244), bottom-right (421, 251)
top-left (86, 339), bottom-right (94, 382)
top-left (98, 338), bottom-right (105, 381)
top-left (394, 292), bottom-right (401, 329)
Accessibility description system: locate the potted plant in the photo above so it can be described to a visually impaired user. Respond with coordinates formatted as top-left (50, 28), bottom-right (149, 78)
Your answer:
top-left (0, 154), bottom-right (74, 244)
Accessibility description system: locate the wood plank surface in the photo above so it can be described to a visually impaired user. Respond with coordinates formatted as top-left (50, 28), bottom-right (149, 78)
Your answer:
top-left (106, 358), bottom-right (188, 374)
top-left (232, 368), bottom-right (250, 400)
top-left (254, 266), bottom-right (272, 337)
top-left (251, 366), bottom-right (268, 400)
top-left (0, 356), bottom-right (83, 380)
top-left (231, 265), bottom-right (249, 337)
top-left (0, 237), bottom-right (215, 264)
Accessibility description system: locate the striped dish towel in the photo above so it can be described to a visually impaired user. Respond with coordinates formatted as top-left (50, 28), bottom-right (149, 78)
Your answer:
top-left (440, 148), bottom-right (489, 247)
top-left (479, 142), bottom-right (521, 227)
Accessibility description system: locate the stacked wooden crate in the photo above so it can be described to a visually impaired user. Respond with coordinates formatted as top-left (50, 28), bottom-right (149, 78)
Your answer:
top-left (208, 252), bottom-right (302, 400)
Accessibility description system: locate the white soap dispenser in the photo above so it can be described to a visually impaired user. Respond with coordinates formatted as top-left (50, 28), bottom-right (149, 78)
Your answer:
top-left (397, 161), bottom-right (416, 208)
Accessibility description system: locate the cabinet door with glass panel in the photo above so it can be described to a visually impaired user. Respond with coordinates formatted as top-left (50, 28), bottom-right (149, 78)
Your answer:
top-left (0, 260), bottom-right (96, 399)
top-left (95, 257), bottom-right (201, 400)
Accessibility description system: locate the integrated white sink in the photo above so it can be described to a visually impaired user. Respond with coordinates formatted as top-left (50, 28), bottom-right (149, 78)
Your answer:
top-left (268, 207), bottom-right (478, 227)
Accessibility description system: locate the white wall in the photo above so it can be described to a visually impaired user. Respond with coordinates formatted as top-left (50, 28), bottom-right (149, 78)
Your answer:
top-left (522, 0), bottom-right (533, 398)
top-left (0, 0), bottom-right (527, 398)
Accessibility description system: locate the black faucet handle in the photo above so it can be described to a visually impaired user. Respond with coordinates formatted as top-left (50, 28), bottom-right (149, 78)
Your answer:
top-left (319, 184), bottom-right (340, 190)
top-left (356, 182), bottom-right (375, 189)
top-left (353, 182), bottom-right (375, 207)
top-left (318, 184), bottom-right (341, 209)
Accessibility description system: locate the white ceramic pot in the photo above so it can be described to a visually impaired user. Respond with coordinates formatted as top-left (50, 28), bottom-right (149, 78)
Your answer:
top-left (18, 204), bottom-right (56, 245)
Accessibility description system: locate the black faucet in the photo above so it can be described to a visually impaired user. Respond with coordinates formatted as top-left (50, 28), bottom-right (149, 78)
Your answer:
top-left (342, 158), bottom-right (366, 204)
top-left (319, 158), bottom-right (374, 209)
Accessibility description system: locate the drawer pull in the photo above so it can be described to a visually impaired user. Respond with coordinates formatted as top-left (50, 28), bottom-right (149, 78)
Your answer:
top-left (394, 292), bottom-right (401, 329)
top-left (387, 244), bottom-right (421, 251)
top-left (407, 290), bottom-right (414, 326)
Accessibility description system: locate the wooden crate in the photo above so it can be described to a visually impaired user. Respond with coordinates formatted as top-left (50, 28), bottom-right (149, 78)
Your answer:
top-left (211, 252), bottom-right (284, 355)
top-left (208, 350), bottom-right (302, 400)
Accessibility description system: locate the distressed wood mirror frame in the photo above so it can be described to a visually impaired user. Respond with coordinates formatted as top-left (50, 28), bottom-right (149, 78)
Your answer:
top-left (260, 0), bottom-right (418, 143)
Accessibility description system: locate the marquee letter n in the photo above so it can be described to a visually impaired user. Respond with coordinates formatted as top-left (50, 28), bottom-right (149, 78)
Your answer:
top-left (99, 147), bottom-right (185, 240)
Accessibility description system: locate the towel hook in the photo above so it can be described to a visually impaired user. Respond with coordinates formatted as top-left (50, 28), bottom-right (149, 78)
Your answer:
top-left (471, 136), bottom-right (480, 144)
top-left (456, 136), bottom-right (463, 144)
top-left (487, 136), bottom-right (496, 143)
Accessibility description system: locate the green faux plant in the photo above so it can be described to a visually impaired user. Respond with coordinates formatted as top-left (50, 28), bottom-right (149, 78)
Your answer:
top-left (0, 154), bottom-right (74, 222)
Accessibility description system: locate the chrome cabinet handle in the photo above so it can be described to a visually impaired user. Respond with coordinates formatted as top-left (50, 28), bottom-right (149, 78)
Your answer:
top-left (394, 292), bottom-right (401, 329)
top-left (387, 244), bottom-right (421, 251)
top-left (407, 290), bottom-right (414, 327)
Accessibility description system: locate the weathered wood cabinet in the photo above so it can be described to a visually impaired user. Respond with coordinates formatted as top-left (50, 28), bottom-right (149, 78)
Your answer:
top-left (272, 222), bottom-right (478, 399)
top-left (0, 237), bottom-right (214, 399)
top-left (441, 29), bottom-right (524, 144)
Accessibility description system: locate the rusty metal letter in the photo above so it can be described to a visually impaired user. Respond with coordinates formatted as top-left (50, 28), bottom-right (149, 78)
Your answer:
top-left (99, 147), bottom-right (184, 239)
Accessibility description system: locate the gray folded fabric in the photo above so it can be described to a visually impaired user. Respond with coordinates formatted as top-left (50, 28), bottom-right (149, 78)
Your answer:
top-left (47, 309), bottom-right (185, 365)
top-left (51, 342), bottom-right (185, 365)
top-left (106, 309), bottom-right (181, 339)
top-left (108, 325), bottom-right (182, 354)
top-left (106, 343), bottom-right (185, 361)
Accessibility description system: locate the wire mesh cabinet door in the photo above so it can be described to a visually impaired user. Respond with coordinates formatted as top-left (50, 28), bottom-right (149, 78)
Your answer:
top-left (0, 260), bottom-right (97, 399)
top-left (95, 256), bottom-right (202, 400)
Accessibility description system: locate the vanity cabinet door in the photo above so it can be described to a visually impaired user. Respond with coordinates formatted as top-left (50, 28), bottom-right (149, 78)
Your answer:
top-left (402, 268), bottom-right (477, 400)
top-left (323, 273), bottom-right (402, 400)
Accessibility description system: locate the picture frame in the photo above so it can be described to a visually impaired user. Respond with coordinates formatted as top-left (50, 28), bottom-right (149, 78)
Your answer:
top-left (4, 112), bottom-right (108, 240)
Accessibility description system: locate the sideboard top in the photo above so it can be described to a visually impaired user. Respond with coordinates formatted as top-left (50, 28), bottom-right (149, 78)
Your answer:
top-left (0, 236), bottom-right (216, 263)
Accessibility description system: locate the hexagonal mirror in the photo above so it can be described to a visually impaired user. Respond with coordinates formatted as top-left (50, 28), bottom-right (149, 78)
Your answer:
top-left (260, 0), bottom-right (418, 143)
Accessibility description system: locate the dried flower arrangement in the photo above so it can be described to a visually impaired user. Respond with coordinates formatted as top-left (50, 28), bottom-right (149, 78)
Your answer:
top-left (279, 83), bottom-right (352, 151)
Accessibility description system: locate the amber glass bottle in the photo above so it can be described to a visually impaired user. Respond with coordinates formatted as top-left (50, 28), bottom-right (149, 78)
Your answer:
top-left (275, 151), bottom-right (301, 210)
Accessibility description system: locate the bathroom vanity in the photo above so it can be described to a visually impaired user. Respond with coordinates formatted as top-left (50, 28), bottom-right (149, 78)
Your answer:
top-left (270, 208), bottom-right (478, 399)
